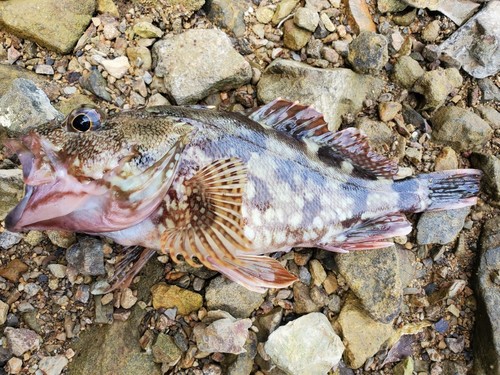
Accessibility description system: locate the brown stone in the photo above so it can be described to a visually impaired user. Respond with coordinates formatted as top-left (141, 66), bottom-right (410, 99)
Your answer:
top-left (0, 259), bottom-right (29, 282)
top-left (346, 0), bottom-right (376, 34)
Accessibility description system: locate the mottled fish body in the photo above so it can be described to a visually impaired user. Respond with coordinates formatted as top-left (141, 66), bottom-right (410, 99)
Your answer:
top-left (5, 100), bottom-right (481, 291)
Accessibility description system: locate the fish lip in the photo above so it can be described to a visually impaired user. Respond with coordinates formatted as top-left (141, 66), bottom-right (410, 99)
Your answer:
top-left (4, 185), bottom-right (33, 232)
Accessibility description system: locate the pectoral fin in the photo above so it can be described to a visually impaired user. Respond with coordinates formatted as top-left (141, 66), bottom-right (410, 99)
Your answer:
top-left (161, 158), bottom-right (297, 291)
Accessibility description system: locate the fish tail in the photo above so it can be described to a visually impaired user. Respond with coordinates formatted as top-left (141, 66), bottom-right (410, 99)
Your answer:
top-left (417, 169), bottom-right (482, 211)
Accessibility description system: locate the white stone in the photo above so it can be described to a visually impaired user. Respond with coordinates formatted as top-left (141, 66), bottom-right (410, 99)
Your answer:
top-left (47, 264), bottom-right (67, 279)
top-left (0, 300), bottom-right (9, 325)
top-left (265, 312), bottom-right (344, 375)
top-left (94, 55), bottom-right (130, 79)
top-left (38, 355), bottom-right (69, 375)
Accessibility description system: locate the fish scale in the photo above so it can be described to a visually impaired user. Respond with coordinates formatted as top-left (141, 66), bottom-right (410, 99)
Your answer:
top-left (4, 99), bottom-right (481, 292)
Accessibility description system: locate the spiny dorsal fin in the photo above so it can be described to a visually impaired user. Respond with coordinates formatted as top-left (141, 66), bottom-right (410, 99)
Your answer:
top-left (249, 99), bottom-right (397, 178)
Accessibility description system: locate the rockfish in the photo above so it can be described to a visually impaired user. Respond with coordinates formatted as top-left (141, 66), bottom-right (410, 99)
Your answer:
top-left (4, 100), bottom-right (481, 292)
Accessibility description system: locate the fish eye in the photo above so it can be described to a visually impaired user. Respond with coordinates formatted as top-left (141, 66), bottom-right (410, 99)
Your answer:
top-left (65, 106), bottom-right (104, 133)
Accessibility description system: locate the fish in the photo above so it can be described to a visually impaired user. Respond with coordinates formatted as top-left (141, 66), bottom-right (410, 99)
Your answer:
top-left (3, 99), bottom-right (481, 292)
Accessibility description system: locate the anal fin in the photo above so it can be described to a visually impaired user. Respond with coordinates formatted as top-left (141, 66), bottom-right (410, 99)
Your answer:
top-left (207, 254), bottom-right (298, 293)
top-left (323, 213), bottom-right (412, 251)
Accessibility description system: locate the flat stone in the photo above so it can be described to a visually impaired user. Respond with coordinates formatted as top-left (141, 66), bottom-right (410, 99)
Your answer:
top-left (478, 78), bottom-right (500, 103)
top-left (348, 31), bottom-right (388, 74)
top-left (47, 264), bottom-right (67, 279)
top-left (0, 300), bottom-right (9, 326)
top-left (431, 106), bottom-right (493, 151)
top-left (93, 55), bottom-right (130, 79)
top-left (346, 0), bottom-right (376, 34)
top-left (392, 56), bottom-right (424, 89)
top-left (205, 276), bottom-right (265, 318)
top-left (335, 246), bottom-right (402, 323)
top-left (0, 259), bottom-right (28, 282)
top-left (417, 207), bottom-right (470, 245)
top-left (133, 21), bottom-right (163, 38)
top-left (0, 0), bottom-right (95, 54)
top-left (0, 229), bottom-right (23, 250)
top-left (193, 317), bottom-right (252, 354)
top-left (97, 0), bottom-right (120, 17)
top-left (152, 333), bottom-right (182, 364)
top-left (337, 295), bottom-right (394, 369)
top-left (38, 355), bottom-right (69, 375)
top-left (265, 312), bottom-right (344, 375)
top-left (434, 147), bottom-right (458, 171)
top-left (0, 78), bottom-right (63, 131)
top-left (152, 29), bottom-right (252, 104)
top-left (284, 19), bottom-right (312, 50)
top-left (257, 59), bottom-right (384, 130)
top-left (439, 1), bottom-right (500, 78)
top-left (378, 101), bottom-right (402, 122)
top-left (293, 282), bottom-right (320, 314)
top-left (66, 237), bottom-right (106, 276)
top-left (4, 327), bottom-right (41, 356)
top-left (294, 7), bottom-right (320, 32)
top-left (471, 153), bottom-right (500, 202)
top-left (46, 230), bottom-right (76, 249)
top-left (151, 283), bottom-right (203, 315)
top-left (6, 357), bottom-right (22, 374)
top-left (120, 288), bottom-right (138, 309)
top-left (473, 216), bottom-right (500, 374)
top-left (256, 7), bottom-right (274, 24)
top-left (378, 0), bottom-right (407, 13)
top-left (80, 69), bottom-right (113, 102)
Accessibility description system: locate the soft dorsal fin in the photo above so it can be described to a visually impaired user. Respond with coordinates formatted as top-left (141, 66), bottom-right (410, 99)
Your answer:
top-left (249, 99), bottom-right (397, 178)
top-left (160, 157), bottom-right (297, 292)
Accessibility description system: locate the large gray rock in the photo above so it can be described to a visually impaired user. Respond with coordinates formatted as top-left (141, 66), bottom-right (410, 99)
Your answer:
top-left (0, 79), bottom-right (63, 131)
top-left (439, 1), bottom-right (500, 79)
top-left (0, 0), bottom-right (95, 54)
top-left (473, 216), bottom-right (500, 375)
top-left (152, 29), bottom-right (252, 104)
top-left (417, 207), bottom-right (470, 245)
top-left (265, 312), bottom-right (344, 375)
top-left (0, 169), bottom-right (23, 221)
top-left (257, 59), bottom-right (384, 130)
top-left (205, 276), bottom-right (265, 318)
top-left (431, 106), bottom-right (493, 152)
top-left (335, 246), bottom-right (402, 323)
top-left (471, 153), bottom-right (500, 202)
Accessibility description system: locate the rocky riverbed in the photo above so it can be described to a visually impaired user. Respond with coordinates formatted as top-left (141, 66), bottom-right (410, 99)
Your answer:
top-left (0, 0), bottom-right (498, 374)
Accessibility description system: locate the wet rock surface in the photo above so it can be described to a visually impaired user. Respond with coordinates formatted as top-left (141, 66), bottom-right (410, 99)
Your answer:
top-left (0, 0), bottom-right (497, 374)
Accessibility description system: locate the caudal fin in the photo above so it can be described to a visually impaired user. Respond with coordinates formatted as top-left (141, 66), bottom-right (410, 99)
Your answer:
top-left (418, 169), bottom-right (481, 211)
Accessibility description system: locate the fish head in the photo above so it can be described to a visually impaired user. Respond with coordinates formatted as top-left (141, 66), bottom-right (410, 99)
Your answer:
top-left (5, 106), bottom-right (191, 233)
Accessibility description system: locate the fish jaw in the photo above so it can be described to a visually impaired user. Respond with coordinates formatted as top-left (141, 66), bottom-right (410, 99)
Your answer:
top-left (5, 126), bottom-right (188, 234)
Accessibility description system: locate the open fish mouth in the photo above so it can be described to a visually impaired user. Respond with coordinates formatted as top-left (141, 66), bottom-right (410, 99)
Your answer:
top-left (3, 132), bottom-right (108, 232)
top-left (4, 129), bottom-right (187, 234)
